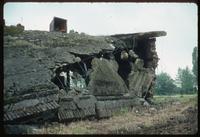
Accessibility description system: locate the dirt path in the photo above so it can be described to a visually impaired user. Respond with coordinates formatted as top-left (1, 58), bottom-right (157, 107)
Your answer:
top-left (37, 95), bottom-right (198, 134)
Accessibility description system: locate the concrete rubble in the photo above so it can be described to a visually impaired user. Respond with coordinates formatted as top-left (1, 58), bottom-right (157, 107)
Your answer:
top-left (3, 26), bottom-right (166, 129)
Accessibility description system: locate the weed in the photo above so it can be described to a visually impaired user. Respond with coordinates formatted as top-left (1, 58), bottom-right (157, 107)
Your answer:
top-left (113, 107), bottom-right (129, 116)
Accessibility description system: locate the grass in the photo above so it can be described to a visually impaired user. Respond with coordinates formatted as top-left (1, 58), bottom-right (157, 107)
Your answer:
top-left (14, 40), bottom-right (35, 47)
top-left (113, 107), bottom-right (129, 116)
top-left (38, 121), bottom-right (97, 134)
top-left (153, 93), bottom-right (197, 104)
top-left (36, 94), bottom-right (197, 134)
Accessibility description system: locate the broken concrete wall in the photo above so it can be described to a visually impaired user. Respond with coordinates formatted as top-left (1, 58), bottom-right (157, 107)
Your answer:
top-left (88, 58), bottom-right (128, 96)
top-left (110, 31), bottom-right (166, 98)
top-left (4, 90), bottom-right (59, 124)
top-left (4, 47), bottom-right (57, 97)
top-left (3, 31), bottom-right (117, 97)
top-left (95, 96), bottom-right (136, 118)
top-left (58, 95), bottom-right (96, 121)
top-left (3, 31), bottom-right (117, 123)
top-left (3, 30), bottom-right (166, 124)
top-left (3, 46), bottom-right (78, 98)
top-left (128, 68), bottom-right (155, 97)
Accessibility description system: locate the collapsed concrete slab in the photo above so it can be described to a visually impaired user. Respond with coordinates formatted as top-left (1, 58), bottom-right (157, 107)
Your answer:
top-left (4, 90), bottom-right (59, 124)
top-left (58, 95), bottom-right (97, 121)
top-left (95, 96), bottom-right (136, 118)
top-left (3, 29), bottom-right (166, 124)
top-left (88, 58), bottom-right (128, 96)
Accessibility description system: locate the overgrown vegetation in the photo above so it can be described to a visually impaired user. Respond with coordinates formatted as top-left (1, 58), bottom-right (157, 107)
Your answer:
top-left (4, 24), bottom-right (24, 36)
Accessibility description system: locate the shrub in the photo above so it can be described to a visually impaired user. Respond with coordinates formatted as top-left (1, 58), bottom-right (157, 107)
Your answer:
top-left (4, 24), bottom-right (24, 36)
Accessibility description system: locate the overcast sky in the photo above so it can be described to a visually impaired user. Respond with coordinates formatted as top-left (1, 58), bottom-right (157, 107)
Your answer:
top-left (4, 2), bottom-right (197, 79)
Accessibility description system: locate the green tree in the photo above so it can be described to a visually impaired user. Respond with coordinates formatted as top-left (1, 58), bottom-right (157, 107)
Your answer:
top-left (192, 46), bottom-right (198, 88)
top-left (155, 72), bottom-right (177, 95)
top-left (176, 66), bottom-right (194, 94)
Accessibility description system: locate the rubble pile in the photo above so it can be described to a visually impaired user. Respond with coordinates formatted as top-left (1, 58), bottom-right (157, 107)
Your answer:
top-left (4, 29), bottom-right (166, 125)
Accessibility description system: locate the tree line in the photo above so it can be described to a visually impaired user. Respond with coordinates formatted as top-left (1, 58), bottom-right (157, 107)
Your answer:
top-left (155, 46), bottom-right (198, 95)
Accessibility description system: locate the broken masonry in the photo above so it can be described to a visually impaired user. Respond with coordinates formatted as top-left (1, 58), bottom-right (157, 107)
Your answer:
top-left (3, 28), bottom-right (166, 124)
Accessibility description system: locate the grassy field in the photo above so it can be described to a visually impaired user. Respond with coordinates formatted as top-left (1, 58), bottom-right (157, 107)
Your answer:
top-left (35, 94), bottom-right (198, 134)
top-left (153, 94), bottom-right (197, 104)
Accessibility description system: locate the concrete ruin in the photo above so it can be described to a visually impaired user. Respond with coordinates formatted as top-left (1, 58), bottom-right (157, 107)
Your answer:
top-left (3, 29), bottom-right (166, 125)
top-left (49, 17), bottom-right (67, 33)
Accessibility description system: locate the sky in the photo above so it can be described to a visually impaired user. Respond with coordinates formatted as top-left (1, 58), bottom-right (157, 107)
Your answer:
top-left (3, 2), bottom-right (198, 79)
